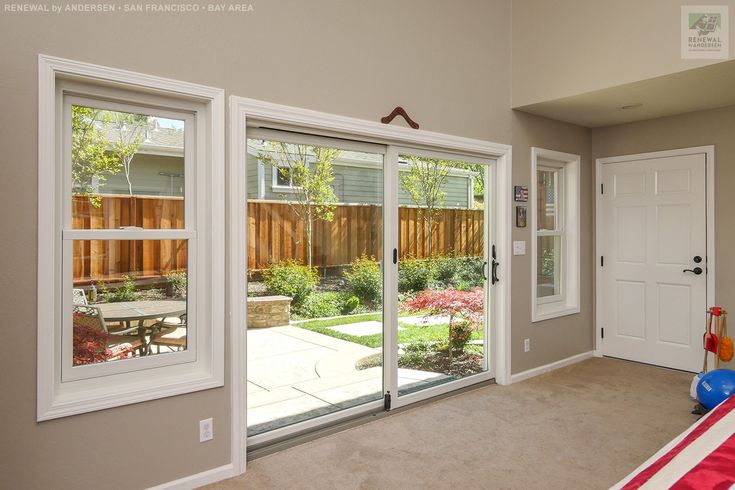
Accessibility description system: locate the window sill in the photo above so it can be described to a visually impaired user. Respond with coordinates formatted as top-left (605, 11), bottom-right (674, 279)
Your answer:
top-left (39, 364), bottom-right (223, 421)
top-left (532, 303), bottom-right (580, 323)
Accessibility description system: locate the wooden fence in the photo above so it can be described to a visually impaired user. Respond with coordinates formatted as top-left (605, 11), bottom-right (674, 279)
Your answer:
top-left (248, 201), bottom-right (483, 270)
top-left (72, 195), bottom-right (187, 284)
top-left (71, 195), bottom-right (484, 282)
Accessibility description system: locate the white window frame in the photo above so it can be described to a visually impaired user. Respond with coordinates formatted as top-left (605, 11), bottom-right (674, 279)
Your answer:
top-left (37, 55), bottom-right (225, 421)
top-left (531, 147), bottom-right (580, 322)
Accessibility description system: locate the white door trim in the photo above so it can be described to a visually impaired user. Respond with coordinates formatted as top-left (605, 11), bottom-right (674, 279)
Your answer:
top-left (594, 145), bottom-right (716, 358)
top-left (229, 96), bottom-right (513, 473)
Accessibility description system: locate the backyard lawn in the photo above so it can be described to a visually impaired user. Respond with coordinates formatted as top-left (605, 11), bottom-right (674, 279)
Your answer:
top-left (294, 312), bottom-right (485, 349)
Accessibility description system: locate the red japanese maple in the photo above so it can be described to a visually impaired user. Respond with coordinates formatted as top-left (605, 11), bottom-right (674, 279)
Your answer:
top-left (403, 288), bottom-right (484, 352)
top-left (73, 324), bottom-right (134, 366)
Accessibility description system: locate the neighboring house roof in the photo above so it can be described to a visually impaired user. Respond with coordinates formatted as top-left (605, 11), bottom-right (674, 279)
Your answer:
top-left (96, 118), bottom-right (184, 158)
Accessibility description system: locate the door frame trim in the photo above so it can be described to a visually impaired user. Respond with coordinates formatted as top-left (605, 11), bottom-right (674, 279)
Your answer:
top-left (229, 96), bottom-right (513, 474)
top-left (594, 145), bottom-right (716, 358)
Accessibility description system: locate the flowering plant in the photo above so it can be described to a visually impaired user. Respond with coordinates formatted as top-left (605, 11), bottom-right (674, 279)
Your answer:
top-left (403, 288), bottom-right (484, 353)
top-left (73, 313), bottom-right (134, 366)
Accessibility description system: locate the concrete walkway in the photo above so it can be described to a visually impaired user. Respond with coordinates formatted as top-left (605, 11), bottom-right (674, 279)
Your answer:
top-left (247, 325), bottom-right (449, 436)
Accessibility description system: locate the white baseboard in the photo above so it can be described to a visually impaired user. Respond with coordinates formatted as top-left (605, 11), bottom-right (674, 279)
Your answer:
top-left (148, 463), bottom-right (239, 490)
top-left (510, 351), bottom-right (594, 384)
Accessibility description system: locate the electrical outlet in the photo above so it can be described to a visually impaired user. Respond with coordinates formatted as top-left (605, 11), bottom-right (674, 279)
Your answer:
top-left (199, 418), bottom-right (213, 442)
top-left (524, 338), bottom-right (531, 352)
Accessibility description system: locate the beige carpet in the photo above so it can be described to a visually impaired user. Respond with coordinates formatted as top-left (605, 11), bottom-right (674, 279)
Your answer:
top-left (208, 358), bottom-right (697, 489)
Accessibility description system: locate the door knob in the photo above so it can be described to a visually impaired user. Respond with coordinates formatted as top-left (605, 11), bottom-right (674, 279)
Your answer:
top-left (693, 256), bottom-right (702, 263)
top-left (683, 267), bottom-right (703, 275)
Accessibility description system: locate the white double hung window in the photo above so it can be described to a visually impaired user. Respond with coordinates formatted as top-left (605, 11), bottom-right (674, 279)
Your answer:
top-left (37, 56), bottom-right (224, 420)
top-left (531, 148), bottom-right (580, 322)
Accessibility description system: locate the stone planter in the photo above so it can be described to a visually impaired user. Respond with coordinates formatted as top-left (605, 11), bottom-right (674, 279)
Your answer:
top-left (247, 295), bottom-right (292, 328)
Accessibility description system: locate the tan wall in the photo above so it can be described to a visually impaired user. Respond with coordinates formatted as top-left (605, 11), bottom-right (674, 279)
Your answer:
top-left (592, 105), bottom-right (735, 367)
top-left (0, 0), bottom-right (515, 488)
top-left (511, 0), bottom-right (731, 107)
top-left (510, 111), bottom-right (594, 373)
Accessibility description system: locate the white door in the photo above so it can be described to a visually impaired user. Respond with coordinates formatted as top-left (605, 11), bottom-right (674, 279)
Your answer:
top-left (599, 153), bottom-right (707, 372)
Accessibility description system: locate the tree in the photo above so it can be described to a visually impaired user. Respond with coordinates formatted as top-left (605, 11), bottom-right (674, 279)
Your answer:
top-left (257, 142), bottom-right (340, 268)
top-left (71, 106), bottom-right (121, 207)
top-left (402, 288), bottom-right (484, 359)
top-left (456, 162), bottom-right (485, 208)
top-left (104, 110), bottom-right (148, 196)
top-left (400, 156), bottom-right (452, 256)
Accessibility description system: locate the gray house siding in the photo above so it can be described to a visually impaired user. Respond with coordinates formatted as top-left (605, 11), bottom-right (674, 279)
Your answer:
top-left (246, 152), bottom-right (260, 199)
top-left (246, 152), bottom-right (473, 209)
top-left (100, 154), bottom-right (185, 197)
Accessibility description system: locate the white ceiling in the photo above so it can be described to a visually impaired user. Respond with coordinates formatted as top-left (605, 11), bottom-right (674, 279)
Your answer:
top-left (513, 60), bottom-right (735, 128)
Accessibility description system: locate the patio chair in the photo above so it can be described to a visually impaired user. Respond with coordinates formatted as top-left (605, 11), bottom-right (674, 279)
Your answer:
top-left (72, 288), bottom-right (88, 305)
top-left (73, 305), bottom-right (144, 357)
top-left (150, 314), bottom-right (187, 353)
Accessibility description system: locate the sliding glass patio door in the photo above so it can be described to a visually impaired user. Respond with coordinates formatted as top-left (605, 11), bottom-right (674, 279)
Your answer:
top-left (244, 132), bottom-right (497, 442)
top-left (245, 130), bottom-right (387, 439)
top-left (384, 148), bottom-right (494, 407)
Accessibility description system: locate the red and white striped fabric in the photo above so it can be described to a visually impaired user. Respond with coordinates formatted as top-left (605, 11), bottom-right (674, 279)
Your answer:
top-left (613, 395), bottom-right (735, 490)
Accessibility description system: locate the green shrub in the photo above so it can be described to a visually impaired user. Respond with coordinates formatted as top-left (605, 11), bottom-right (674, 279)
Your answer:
top-left (263, 260), bottom-right (318, 306)
top-left (166, 270), bottom-right (187, 298)
top-left (429, 255), bottom-right (485, 291)
top-left (453, 256), bottom-right (485, 291)
top-left (432, 255), bottom-right (457, 284)
top-left (398, 258), bottom-right (432, 293)
top-left (344, 255), bottom-right (382, 306)
top-left (343, 295), bottom-right (360, 315)
top-left (295, 292), bottom-right (345, 319)
top-left (99, 275), bottom-right (137, 303)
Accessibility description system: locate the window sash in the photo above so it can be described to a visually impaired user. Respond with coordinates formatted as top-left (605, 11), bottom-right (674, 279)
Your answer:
top-left (62, 94), bottom-right (197, 233)
top-left (536, 165), bottom-right (564, 233)
top-left (536, 234), bottom-right (564, 304)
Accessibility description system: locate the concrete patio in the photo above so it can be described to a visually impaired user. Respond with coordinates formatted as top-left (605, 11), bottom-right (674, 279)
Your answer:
top-left (247, 323), bottom-right (450, 436)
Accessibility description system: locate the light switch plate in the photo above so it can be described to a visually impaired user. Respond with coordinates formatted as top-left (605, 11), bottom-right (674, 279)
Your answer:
top-left (513, 241), bottom-right (526, 255)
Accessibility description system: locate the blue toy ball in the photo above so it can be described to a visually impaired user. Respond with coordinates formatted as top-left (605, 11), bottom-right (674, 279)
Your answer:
top-left (697, 369), bottom-right (735, 409)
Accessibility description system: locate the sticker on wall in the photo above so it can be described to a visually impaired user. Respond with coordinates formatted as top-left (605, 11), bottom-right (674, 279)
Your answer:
top-left (514, 185), bottom-right (528, 202)
top-left (682, 5), bottom-right (729, 59)
top-left (516, 206), bottom-right (527, 228)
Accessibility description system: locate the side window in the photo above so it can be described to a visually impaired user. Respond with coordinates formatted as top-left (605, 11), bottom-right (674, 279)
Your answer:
top-left (531, 148), bottom-right (580, 322)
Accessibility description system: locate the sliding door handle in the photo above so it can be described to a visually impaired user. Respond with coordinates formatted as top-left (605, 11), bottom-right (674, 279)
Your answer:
top-left (482, 261), bottom-right (489, 281)
top-left (491, 259), bottom-right (500, 285)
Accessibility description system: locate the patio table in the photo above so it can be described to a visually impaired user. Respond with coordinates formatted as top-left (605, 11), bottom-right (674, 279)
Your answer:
top-left (98, 300), bottom-right (186, 354)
